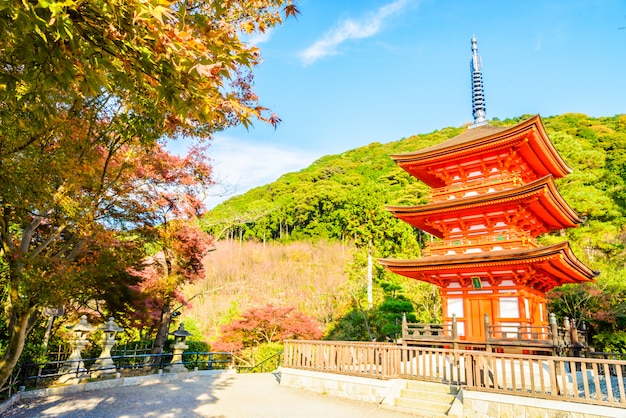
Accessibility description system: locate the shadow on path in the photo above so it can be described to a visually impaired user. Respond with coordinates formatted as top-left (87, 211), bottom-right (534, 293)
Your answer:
top-left (4, 372), bottom-right (410, 417)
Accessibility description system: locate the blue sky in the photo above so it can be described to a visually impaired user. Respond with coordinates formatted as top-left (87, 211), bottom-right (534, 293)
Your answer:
top-left (203, 0), bottom-right (626, 208)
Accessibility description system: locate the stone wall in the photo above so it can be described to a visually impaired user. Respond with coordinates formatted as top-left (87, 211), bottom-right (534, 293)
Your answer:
top-left (461, 391), bottom-right (623, 418)
top-left (279, 368), bottom-right (404, 406)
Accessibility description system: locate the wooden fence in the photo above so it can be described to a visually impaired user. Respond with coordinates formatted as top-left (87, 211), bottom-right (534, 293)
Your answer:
top-left (283, 340), bottom-right (626, 409)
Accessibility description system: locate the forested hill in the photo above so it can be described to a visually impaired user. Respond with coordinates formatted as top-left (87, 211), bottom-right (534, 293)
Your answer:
top-left (198, 113), bottom-right (626, 349)
top-left (202, 113), bottom-right (626, 259)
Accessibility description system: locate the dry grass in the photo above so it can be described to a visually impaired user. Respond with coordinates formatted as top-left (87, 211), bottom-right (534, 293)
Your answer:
top-left (183, 240), bottom-right (355, 341)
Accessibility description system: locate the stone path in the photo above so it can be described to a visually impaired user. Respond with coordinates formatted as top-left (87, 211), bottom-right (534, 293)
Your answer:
top-left (4, 371), bottom-right (414, 417)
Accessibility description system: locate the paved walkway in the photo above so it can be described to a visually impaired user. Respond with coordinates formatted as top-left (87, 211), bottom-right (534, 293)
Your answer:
top-left (4, 372), bottom-right (414, 417)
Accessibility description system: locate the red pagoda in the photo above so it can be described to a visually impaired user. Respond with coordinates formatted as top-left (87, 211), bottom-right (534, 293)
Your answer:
top-left (379, 37), bottom-right (598, 345)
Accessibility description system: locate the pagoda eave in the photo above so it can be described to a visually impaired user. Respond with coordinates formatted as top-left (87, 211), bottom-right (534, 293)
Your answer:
top-left (391, 116), bottom-right (573, 187)
top-left (386, 175), bottom-right (583, 237)
top-left (378, 241), bottom-right (598, 292)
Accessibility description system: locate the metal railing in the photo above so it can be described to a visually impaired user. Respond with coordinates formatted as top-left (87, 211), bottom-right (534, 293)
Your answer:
top-left (5, 351), bottom-right (233, 394)
top-left (237, 351), bottom-right (284, 373)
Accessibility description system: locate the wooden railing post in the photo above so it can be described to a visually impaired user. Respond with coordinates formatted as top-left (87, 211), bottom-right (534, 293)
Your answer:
top-left (549, 313), bottom-right (559, 349)
top-left (580, 321), bottom-right (587, 345)
top-left (484, 314), bottom-right (492, 352)
top-left (570, 318), bottom-right (583, 357)
top-left (401, 312), bottom-right (408, 342)
top-left (570, 318), bottom-right (580, 346)
top-left (451, 314), bottom-right (459, 350)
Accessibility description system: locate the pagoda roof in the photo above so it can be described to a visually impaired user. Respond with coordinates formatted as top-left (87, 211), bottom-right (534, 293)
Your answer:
top-left (379, 241), bottom-right (598, 292)
top-left (390, 115), bottom-right (573, 187)
top-left (386, 175), bottom-right (583, 238)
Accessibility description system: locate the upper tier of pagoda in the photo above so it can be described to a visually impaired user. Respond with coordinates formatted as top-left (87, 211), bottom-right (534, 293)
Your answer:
top-left (383, 115), bottom-right (593, 279)
top-left (387, 174), bottom-right (583, 241)
top-left (389, 115), bottom-right (572, 189)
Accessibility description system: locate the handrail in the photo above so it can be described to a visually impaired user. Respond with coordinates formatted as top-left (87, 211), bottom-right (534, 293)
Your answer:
top-left (237, 350), bottom-right (284, 373)
top-left (4, 351), bottom-right (233, 394)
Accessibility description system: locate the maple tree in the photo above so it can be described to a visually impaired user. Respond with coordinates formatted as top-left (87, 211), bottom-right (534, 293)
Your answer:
top-left (134, 221), bottom-right (214, 360)
top-left (0, 109), bottom-right (215, 385)
top-left (0, 0), bottom-right (298, 139)
top-left (213, 304), bottom-right (322, 353)
top-left (0, 0), bottom-right (298, 387)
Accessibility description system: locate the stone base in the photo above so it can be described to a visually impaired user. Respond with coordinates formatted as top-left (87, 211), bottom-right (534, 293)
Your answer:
top-left (165, 363), bottom-right (188, 374)
top-left (57, 369), bottom-right (88, 385)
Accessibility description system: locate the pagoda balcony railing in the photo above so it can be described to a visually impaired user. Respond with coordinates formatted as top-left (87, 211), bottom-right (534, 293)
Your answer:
top-left (403, 321), bottom-right (456, 341)
top-left (428, 174), bottom-right (524, 202)
top-left (401, 313), bottom-right (587, 355)
top-left (424, 233), bottom-right (538, 256)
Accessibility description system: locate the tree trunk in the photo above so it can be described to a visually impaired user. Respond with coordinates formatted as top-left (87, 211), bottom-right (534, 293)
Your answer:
top-left (0, 308), bottom-right (38, 388)
top-left (148, 300), bottom-right (172, 366)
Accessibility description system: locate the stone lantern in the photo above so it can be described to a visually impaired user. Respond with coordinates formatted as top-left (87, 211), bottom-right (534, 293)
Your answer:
top-left (91, 317), bottom-right (124, 378)
top-left (166, 323), bottom-right (192, 373)
top-left (58, 315), bottom-right (94, 384)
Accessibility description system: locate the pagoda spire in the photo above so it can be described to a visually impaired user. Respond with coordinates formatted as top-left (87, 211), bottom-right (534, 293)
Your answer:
top-left (469, 35), bottom-right (487, 128)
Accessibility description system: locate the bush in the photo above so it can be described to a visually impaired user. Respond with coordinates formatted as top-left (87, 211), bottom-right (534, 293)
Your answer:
top-left (592, 332), bottom-right (626, 353)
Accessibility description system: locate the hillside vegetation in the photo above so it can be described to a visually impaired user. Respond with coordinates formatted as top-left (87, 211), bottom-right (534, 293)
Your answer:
top-left (197, 113), bottom-right (626, 351)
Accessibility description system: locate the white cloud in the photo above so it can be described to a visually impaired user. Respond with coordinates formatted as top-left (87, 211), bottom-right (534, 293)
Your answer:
top-left (247, 28), bottom-right (273, 46)
top-left (204, 135), bottom-right (319, 208)
top-left (299, 0), bottom-right (411, 66)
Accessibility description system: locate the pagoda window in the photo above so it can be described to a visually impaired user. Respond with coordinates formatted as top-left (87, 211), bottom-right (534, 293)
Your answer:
top-left (448, 298), bottom-right (464, 318)
top-left (464, 191), bottom-right (479, 197)
top-left (499, 297), bottom-right (519, 319)
top-left (447, 291), bottom-right (463, 295)
top-left (468, 290), bottom-right (492, 294)
top-left (447, 282), bottom-right (461, 288)
top-left (466, 248), bottom-right (483, 254)
top-left (456, 322), bottom-right (466, 336)
top-left (500, 280), bottom-right (515, 287)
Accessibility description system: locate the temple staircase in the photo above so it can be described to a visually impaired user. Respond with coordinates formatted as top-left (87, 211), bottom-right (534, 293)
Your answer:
top-left (393, 380), bottom-right (460, 417)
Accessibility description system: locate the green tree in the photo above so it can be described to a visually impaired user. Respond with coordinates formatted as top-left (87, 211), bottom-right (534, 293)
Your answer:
top-left (0, 0), bottom-right (299, 386)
